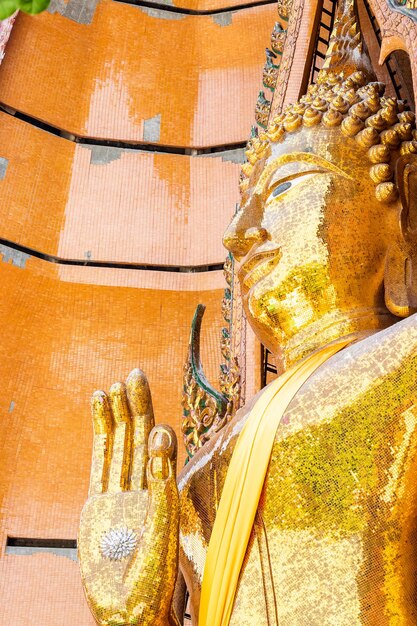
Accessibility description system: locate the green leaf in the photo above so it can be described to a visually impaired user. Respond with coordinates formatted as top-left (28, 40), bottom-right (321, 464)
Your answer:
top-left (17, 0), bottom-right (50, 14)
top-left (0, 0), bottom-right (18, 20)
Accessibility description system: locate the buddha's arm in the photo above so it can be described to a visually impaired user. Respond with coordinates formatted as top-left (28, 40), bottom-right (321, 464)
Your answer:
top-left (78, 369), bottom-right (181, 626)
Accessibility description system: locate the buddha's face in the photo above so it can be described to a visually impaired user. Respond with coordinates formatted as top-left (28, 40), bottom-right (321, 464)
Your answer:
top-left (223, 125), bottom-right (399, 360)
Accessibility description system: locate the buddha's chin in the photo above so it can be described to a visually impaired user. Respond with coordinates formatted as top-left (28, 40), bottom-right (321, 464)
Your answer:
top-left (244, 289), bottom-right (287, 356)
top-left (244, 282), bottom-right (332, 357)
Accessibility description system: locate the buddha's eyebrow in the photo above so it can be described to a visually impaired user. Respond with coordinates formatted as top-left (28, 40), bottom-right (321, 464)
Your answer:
top-left (254, 151), bottom-right (353, 196)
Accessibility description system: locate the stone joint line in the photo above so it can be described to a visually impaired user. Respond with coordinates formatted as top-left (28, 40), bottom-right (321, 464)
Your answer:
top-left (0, 240), bottom-right (226, 273)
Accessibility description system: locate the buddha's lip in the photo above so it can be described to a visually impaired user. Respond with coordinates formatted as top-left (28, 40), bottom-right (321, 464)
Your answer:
top-left (238, 246), bottom-right (282, 292)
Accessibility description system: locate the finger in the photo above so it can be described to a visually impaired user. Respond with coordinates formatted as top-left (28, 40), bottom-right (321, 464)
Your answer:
top-left (147, 424), bottom-right (177, 481)
top-left (89, 390), bottom-right (114, 496)
top-left (108, 382), bottom-right (132, 492)
top-left (124, 425), bottom-right (179, 621)
top-left (126, 368), bottom-right (155, 490)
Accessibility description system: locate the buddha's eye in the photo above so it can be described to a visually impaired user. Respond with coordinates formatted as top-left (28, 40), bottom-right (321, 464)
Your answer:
top-left (272, 181), bottom-right (291, 197)
top-left (267, 172), bottom-right (316, 204)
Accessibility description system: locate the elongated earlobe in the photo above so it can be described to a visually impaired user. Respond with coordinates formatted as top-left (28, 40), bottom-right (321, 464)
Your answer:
top-left (384, 155), bottom-right (417, 317)
top-left (385, 238), bottom-right (414, 317)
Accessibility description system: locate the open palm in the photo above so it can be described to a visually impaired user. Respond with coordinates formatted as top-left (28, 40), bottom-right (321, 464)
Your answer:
top-left (78, 369), bottom-right (179, 626)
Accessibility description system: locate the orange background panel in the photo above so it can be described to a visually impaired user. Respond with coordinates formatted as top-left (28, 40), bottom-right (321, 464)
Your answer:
top-left (0, 2), bottom-right (275, 146)
top-left (0, 114), bottom-right (75, 255)
top-left (0, 256), bottom-right (223, 540)
top-left (0, 114), bottom-right (239, 265)
top-left (0, 554), bottom-right (95, 625)
top-left (54, 264), bottom-right (227, 290)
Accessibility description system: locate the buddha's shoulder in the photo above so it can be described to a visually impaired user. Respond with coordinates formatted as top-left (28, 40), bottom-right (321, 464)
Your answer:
top-left (282, 314), bottom-right (417, 431)
top-left (177, 316), bottom-right (417, 490)
top-left (313, 315), bottom-right (417, 386)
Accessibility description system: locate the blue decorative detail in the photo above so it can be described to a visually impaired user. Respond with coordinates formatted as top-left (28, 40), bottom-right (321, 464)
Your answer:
top-left (387, 0), bottom-right (417, 22)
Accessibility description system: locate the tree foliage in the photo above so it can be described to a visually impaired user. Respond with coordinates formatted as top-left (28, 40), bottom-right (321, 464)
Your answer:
top-left (0, 0), bottom-right (50, 20)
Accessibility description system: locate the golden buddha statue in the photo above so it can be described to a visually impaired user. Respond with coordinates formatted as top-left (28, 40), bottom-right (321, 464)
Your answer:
top-left (78, 0), bottom-right (417, 624)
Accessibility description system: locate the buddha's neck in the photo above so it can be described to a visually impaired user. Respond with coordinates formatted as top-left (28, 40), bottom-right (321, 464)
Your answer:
top-left (274, 307), bottom-right (397, 374)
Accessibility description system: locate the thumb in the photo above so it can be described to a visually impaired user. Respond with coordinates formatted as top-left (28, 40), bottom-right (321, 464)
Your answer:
top-left (124, 425), bottom-right (179, 624)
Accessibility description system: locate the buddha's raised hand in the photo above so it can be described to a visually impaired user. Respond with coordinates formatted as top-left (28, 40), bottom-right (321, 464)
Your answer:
top-left (78, 369), bottom-right (180, 626)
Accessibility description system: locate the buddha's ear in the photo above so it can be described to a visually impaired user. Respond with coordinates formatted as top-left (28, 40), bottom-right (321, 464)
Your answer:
top-left (385, 154), bottom-right (417, 317)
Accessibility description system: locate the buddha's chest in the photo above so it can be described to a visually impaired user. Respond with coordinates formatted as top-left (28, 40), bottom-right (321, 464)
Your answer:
top-left (247, 389), bottom-right (417, 625)
top-left (179, 360), bottom-right (417, 624)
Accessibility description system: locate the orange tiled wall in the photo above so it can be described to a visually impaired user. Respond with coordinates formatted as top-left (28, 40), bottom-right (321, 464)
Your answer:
top-left (0, 1), bottom-right (276, 146)
top-left (0, 554), bottom-right (95, 625)
top-left (0, 114), bottom-right (240, 264)
top-left (0, 255), bottom-right (223, 543)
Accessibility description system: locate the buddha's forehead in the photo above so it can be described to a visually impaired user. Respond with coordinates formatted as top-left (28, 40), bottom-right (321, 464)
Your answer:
top-left (265, 125), bottom-right (367, 174)
top-left (243, 125), bottom-right (372, 206)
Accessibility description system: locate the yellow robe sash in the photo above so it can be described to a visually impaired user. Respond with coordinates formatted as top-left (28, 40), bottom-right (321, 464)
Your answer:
top-left (199, 338), bottom-right (351, 626)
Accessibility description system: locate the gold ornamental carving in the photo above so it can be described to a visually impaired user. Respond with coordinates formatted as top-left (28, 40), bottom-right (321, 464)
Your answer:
top-left (270, 22), bottom-right (286, 55)
top-left (181, 254), bottom-right (242, 460)
top-left (181, 304), bottom-right (228, 458)
top-left (277, 0), bottom-right (293, 21)
top-left (262, 56), bottom-right (280, 92)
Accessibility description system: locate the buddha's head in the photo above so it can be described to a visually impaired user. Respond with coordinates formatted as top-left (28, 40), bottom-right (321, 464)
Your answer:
top-left (223, 0), bottom-right (417, 368)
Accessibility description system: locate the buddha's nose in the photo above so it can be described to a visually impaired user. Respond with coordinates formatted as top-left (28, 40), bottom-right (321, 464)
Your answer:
top-left (223, 221), bottom-right (268, 261)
